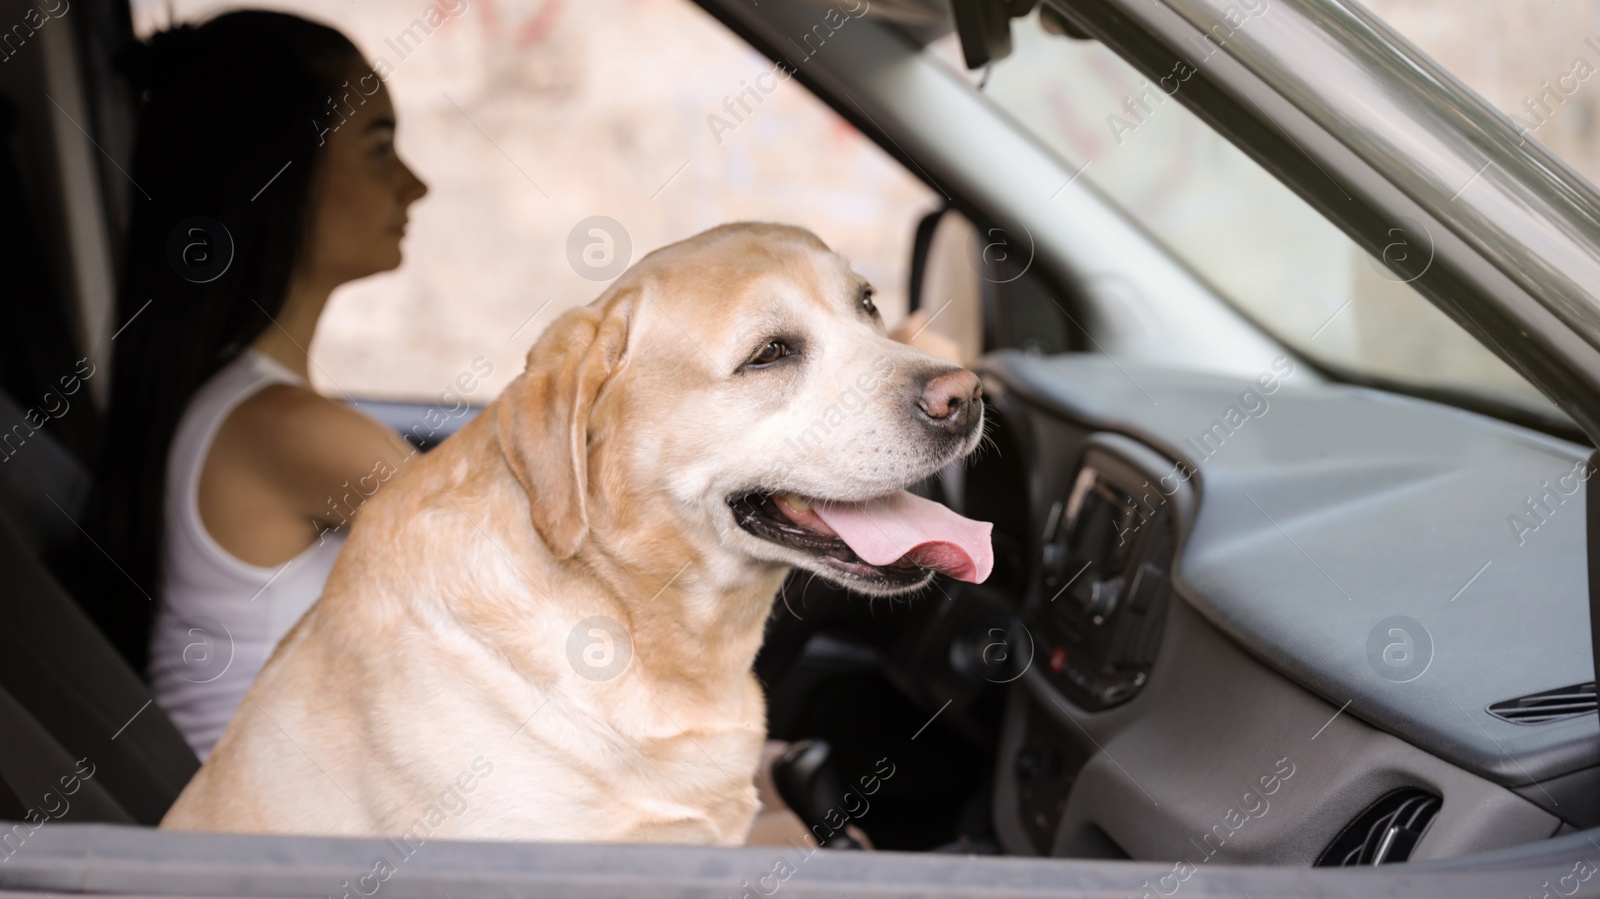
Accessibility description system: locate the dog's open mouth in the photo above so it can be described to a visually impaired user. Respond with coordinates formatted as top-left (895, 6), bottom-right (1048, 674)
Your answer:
top-left (729, 488), bottom-right (993, 586)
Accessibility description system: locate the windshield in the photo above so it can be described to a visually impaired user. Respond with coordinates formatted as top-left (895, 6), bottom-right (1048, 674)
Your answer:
top-left (929, 9), bottom-right (1571, 429)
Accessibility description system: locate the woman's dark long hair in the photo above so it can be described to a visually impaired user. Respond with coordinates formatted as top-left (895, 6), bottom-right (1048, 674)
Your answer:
top-left (78, 11), bottom-right (363, 672)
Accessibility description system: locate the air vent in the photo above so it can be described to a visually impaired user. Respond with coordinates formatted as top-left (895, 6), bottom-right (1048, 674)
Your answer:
top-left (1316, 789), bottom-right (1441, 866)
top-left (1488, 682), bottom-right (1597, 725)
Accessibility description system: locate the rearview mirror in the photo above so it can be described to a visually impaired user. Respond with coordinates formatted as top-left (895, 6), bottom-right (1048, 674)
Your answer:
top-left (949, 0), bottom-right (1038, 68)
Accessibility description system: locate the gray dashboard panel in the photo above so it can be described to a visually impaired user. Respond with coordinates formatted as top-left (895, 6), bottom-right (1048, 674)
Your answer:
top-left (980, 350), bottom-right (1598, 787)
top-left (1040, 597), bottom-right (1558, 863)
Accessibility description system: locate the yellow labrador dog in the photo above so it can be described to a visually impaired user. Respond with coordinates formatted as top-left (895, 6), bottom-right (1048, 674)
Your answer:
top-left (161, 222), bottom-right (993, 844)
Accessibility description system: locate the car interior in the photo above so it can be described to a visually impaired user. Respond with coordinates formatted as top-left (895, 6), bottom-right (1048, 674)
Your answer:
top-left (2, 0), bottom-right (1599, 893)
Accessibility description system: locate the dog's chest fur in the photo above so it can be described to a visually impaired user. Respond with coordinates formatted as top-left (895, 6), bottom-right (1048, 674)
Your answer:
top-left (163, 580), bottom-right (773, 844)
top-left (329, 519), bottom-right (778, 843)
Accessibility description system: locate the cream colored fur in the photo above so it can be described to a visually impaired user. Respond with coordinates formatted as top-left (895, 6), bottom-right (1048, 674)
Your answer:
top-left (160, 223), bottom-right (983, 844)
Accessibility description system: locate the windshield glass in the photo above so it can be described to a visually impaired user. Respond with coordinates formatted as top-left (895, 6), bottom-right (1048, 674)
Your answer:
top-left (929, 9), bottom-right (1570, 428)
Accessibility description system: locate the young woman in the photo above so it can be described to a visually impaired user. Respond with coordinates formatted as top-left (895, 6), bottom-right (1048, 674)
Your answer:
top-left (86, 11), bottom-right (427, 760)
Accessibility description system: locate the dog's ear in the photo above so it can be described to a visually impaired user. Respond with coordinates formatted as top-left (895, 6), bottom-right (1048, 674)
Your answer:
top-left (496, 288), bottom-right (638, 560)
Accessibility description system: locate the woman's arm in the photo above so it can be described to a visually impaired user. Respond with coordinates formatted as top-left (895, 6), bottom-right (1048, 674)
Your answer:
top-left (199, 384), bottom-right (414, 567)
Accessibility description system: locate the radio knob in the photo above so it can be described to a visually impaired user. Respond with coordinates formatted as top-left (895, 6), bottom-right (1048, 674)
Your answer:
top-left (1041, 543), bottom-right (1067, 584)
top-left (1082, 578), bottom-right (1120, 623)
top-left (1016, 748), bottom-right (1043, 782)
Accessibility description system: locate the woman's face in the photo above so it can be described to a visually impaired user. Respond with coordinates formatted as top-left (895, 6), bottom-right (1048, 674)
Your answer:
top-left (301, 62), bottom-right (429, 287)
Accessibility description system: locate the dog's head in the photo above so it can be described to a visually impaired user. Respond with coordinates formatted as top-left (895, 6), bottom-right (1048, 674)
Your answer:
top-left (496, 222), bottom-right (991, 596)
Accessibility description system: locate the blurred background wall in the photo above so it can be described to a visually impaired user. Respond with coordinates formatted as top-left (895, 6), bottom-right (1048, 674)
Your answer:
top-left (131, 0), bottom-right (1600, 407)
top-left (133, 0), bottom-right (938, 402)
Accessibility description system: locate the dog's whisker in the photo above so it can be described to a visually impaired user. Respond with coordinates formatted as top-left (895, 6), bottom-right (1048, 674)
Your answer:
top-left (800, 570), bottom-right (820, 606)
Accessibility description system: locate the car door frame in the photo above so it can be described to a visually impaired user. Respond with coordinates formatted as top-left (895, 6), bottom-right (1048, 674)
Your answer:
top-left (5, 0), bottom-right (1598, 894)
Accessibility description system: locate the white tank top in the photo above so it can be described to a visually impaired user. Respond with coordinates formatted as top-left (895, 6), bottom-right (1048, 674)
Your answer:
top-left (148, 348), bottom-right (349, 761)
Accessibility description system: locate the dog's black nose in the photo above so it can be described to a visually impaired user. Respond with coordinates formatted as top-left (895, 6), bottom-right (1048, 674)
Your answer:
top-left (916, 368), bottom-right (983, 434)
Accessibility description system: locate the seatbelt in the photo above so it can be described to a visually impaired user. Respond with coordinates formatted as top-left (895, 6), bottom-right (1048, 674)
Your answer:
top-left (907, 205), bottom-right (950, 315)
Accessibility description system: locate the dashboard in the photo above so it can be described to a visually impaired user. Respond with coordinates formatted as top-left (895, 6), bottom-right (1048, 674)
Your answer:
top-left (959, 351), bottom-right (1598, 864)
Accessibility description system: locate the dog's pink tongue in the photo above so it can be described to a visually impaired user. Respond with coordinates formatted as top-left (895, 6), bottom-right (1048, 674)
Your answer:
top-left (812, 490), bottom-right (994, 583)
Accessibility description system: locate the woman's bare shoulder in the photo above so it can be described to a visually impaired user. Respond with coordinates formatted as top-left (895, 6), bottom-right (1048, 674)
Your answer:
top-left (226, 381), bottom-right (353, 432)
top-left (213, 382), bottom-right (411, 520)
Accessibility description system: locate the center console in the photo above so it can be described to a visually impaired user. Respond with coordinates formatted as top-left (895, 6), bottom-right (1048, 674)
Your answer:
top-left (1027, 435), bottom-right (1182, 712)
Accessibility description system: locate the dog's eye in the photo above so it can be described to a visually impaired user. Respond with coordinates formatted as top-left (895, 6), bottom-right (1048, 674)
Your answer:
top-left (860, 288), bottom-right (878, 317)
top-left (749, 340), bottom-right (791, 367)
